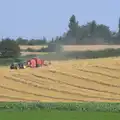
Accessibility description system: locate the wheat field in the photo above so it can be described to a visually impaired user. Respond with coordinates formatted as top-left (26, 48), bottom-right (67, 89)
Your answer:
top-left (20, 45), bottom-right (120, 56)
top-left (20, 45), bottom-right (120, 51)
top-left (20, 45), bottom-right (47, 50)
top-left (1, 57), bottom-right (120, 102)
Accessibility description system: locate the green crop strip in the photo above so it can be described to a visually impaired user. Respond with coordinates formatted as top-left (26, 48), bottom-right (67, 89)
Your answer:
top-left (0, 102), bottom-right (119, 112)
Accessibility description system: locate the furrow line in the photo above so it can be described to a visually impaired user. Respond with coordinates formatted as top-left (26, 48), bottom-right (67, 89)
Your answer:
top-left (0, 95), bottom-right (39, 102)
top-left (93, 65), bottom-right (120, 71)
top-left (31, 73), bottom-right (120, 96)
top-left (3, 76), bottom-right (91, 102)
top-left (77, 68), bottom-right (119, 79)
top-left (49, 69), bottom-right (120, 88)
top-left (8, 74), bottom-right (120, 101)
top-left (13, 74), bottom-right (45, 85)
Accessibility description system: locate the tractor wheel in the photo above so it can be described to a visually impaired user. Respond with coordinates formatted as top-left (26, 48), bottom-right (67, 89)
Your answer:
top-left (10, 66), bottom-right (14, 69)
top-left (15, 66), bottom-right (18, 70)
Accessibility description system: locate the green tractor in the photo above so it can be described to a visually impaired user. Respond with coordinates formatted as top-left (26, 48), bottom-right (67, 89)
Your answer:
top-left (10, 62), bottom-right (19, 69)
top-left (18, 61), bottom-right (27, 69)
top-left (10, 61), bottom-right (27, 70)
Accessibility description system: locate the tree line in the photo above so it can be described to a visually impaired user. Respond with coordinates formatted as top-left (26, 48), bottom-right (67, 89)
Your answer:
top-left (54, 15), bottom-right (120, 45)
top-left (1, 14), bottom-right (120, 45)
top-left (0, 37), bottom-right (48, 45)
top-left (1, 14), bottom-right (120, 58)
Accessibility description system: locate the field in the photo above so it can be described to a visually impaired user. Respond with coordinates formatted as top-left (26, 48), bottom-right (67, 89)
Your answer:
top-left (63, 45), bottom-right (120, 51)
top-left (21, 52), bottom-right (49, 56)
top-left (0, 110), bottom-right (120, 120)
top-left (19, 45), bottom-right (120, 56)
top-left (1, 55), bottom-right (120, 119)
top-left (20, 45), bottom-right (47, 50)
top-left (20, 45), bottom-right (120, 51)
top-left (1, 57), bottom-right (120, 102)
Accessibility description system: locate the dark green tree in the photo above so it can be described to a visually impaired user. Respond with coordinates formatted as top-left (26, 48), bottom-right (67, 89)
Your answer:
top-left (89, 20), bottom-right (97, 36)
top-left (16, 37), bottom-right (28, 45)
top-left (68, 14), bottom-right (79, 37)
top-left (0, 38), bottom-right (20, 58)
top-left (118, 17), bottom-right (120, 34)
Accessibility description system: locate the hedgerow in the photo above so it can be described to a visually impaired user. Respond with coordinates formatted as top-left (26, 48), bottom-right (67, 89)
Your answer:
top-left (0, 102), bottom-right (120, 112)
top-left (64, 48), bottom-right (120, 59)
top-left (1, 48), bottom-right (120, 66)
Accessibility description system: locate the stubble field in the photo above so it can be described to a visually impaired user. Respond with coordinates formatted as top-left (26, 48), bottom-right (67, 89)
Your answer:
top-left (20, 45), bottom-right (120, 56)
top-left (20, 45), bottom-right (120, 51)
top-left (1, 57), bottom-right (120, 102)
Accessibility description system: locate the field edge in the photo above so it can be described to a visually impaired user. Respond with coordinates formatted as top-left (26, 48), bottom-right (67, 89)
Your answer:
top-left (0, 102), bottom-right (120, 112)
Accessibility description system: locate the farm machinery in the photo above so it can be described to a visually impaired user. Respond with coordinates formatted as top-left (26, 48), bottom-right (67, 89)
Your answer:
top-left (10, 62), bottom-right (27, 69)
top-left (27, 58), bottom-right (51, 68)
top-left (10, 57), bottom-right (51, 69)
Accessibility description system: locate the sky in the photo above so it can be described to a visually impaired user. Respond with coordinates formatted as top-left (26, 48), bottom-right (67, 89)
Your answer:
top-left (0, 0), bottom-right (119, 40)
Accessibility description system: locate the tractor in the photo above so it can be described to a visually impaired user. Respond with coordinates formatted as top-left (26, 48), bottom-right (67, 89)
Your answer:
top-left (10, 61), bottom-right (27, 69)
top-left (10, 63), bottom-right (19, 69)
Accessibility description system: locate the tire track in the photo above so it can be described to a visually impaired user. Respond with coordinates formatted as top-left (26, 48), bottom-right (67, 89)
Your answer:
top-left (8, 74), bottom-right (120, 101)
top-left (77, 68), bottom-right (119, 79)
top-left (49, 69), bottom-right (120, 88)
top-left (31, 73), bottom-right (120, 96)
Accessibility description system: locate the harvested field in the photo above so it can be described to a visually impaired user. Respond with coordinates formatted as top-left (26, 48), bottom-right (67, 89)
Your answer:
top-left (20, 45), bottom-right (120, 51)
top-left (20, 45), bottom-right (47, 50)
top-left (20, 45), bottom-right (120, 56)
top-left (63, 45), bottom-right (120, 51)
top-left (21, 52), bottom-right (48, 56)
top-left (1, 57), bottom-right (120, 102)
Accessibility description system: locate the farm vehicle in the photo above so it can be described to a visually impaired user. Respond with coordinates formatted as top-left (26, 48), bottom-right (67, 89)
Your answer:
top-left (10, 62), bottom-right (27, 69)
top-left (10, 58), bottom-right (51, 69)
top-left (27, 58), bottom-right (51, 68)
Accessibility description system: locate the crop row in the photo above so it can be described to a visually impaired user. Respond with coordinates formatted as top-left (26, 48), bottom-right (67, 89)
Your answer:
top-left (0, 102), bottom-right (120, 112)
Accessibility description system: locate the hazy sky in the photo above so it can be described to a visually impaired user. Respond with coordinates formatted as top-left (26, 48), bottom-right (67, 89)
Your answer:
top-left (0, 0), bottom-right (119, 40)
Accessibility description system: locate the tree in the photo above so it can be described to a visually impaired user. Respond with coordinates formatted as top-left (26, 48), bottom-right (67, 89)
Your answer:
top-left (118, 17), bottom-right (120, 34)
top-left (89, 20), bottom-right (97, 36)
top-left (68, 14), bottom-right (79, 37)
top-left (95, 24), bottom-right (111, 39)
top-left (28, 37), bottom-right (47, 45)
top-left (0, 38), bottom-right (20, 58)
top-left (16, 37), bottom-right (28, 45)
top-left (59, 15), bottom-right (114, 45)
